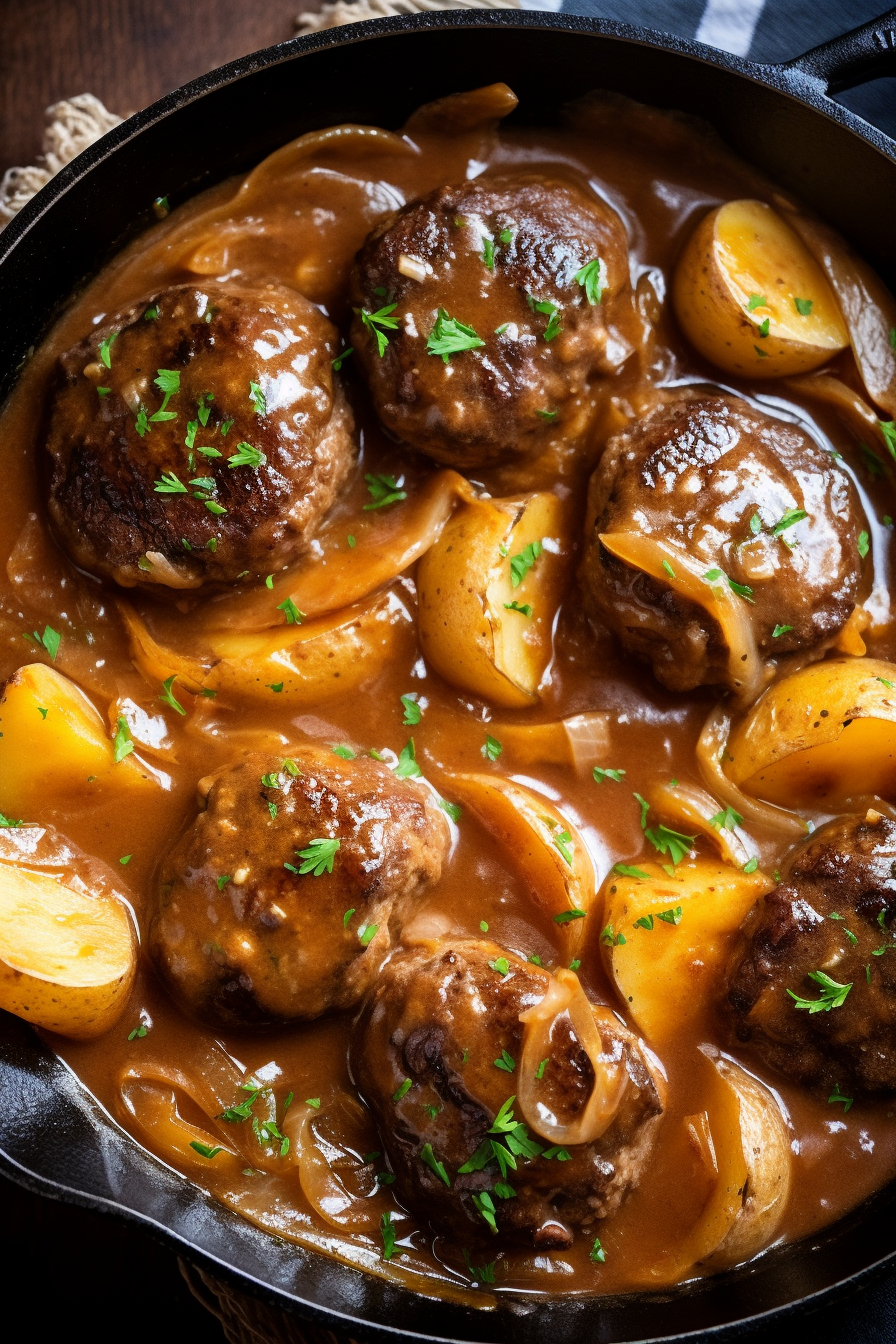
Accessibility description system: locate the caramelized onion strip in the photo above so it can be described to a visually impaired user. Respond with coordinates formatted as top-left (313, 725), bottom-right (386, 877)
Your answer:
top-left (518, 970), bottom-right (628, 1146)
top-left (285, 1096), bottom-right (382, 1233)
top-left (696, 705), bottom-right (806, 838)
top-left (598, 533), bottom-right (764, 702)
top-left (646, 780), bottom-right (758, 868)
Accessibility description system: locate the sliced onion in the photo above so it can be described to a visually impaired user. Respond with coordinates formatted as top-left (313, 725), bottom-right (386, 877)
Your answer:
top-left (287, 1096), bottom-right (381, 1232)
top-left (696, 704), bottom-right (806, 838)
top-left (117, 600), bottom-right (211, 693)
top-left (784, 210), bottom-right (896, 419)
top-left (518, 969), bottom-right (628, 1146)
top-left (598, 533), bottom-right (765, 702)
top-left (646, 780), bottom-right (758, 868)
top-left (194, 469), bottom-right (468, 634)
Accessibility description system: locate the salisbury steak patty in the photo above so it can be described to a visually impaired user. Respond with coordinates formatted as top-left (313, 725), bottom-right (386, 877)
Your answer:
top-left (351, 940), bottom-right (664, 1249)
top-left (150, 749), bottom-right (449, 1026)
top-left (349, 174), bottom-right (631, 469)
top-left (582, 394), bottom-right (865, 694)
top-left (44, 284), bottom-right (354, 588)
top-left (725, 812), bottom-right (896, 1094)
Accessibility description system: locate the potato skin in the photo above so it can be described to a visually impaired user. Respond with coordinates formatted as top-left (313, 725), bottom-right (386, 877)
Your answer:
top-left (581, 393), bottom-right (865, 693)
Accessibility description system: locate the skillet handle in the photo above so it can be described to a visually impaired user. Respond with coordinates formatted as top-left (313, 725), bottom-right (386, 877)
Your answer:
top-left (785, 7), bottom-right (896, 92)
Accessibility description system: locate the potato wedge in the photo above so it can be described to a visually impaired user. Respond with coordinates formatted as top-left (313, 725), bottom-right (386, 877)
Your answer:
top-left (673, 199), bottom-right (849, 378)
top-left (0, 663), bottom-right (159, 818)
top-left (652, 1052), bottom-right (791, 1279)
top-left (122, 589), bottom-right (414, 706)
top-left (0, 862), bottom-right (135, 1038)
top-left (417, 492), bottom-right (570, 707)
top-left (444, 773), bottom-right (595, 935)
top-left (726, 657), bottom-right (896, 808)
top-left (601, 854), bottom-right (772, 1043)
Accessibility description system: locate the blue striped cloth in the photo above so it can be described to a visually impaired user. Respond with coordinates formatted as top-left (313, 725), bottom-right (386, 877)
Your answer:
top-left (553, 0), bottom-right (896, 137)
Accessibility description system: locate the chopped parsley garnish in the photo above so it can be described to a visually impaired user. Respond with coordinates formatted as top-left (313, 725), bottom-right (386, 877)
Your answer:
top-left (439, 798), bottom-right (462, 823)
top-left (503, 600), bottom-right (532, 617)
top-left (463, 1251), bottom-right (497, 1284)
top-left (535, 1059), bottom-right (548, 1081)
top-left (144, 305), bottom-right (160, 321)
top-left (0, 813), bottom-right (22, 828)
top-left (553, 830), bottom-right (574, 865)
top-left (758, 318), bottom-right (770, 338)
top-left (881, 420), bottom-right (896, 460)
top-left (743, 856), bottom-right (759, 874)
top-left (747, 294), bottom-right (767, 311)
top-left (704, 567), bottom-right (754, 602)
top-left (216, 875), bottom-right (231, 890)
top-left (613, 864), bottom-right (650, 881)
top-left (754, 346), bottom-right (769, 358)
top-left (527, 295), bottom-right (563, 341)
top-left (135, 405), bottom-right (150, 437)
top-left (575, 257), bottom-right (605, 305)
top-left (644, 822), bottom-right (695, 865)
top-left (662, 559), bottom-right (676, 578)
top-left (878, 676), bottom-right (895, 690)
top-left (26, 624), bottom-right (61, 661)
top-left (364, 472), bottom-right (407, 510)
top-left (154, 471), bottom-right (187, 494)
top-left (488, 957), bottom-right (510, 977)
top-left (788, 970), bottom-right (852, 1013)
top-left (554, 908), bottom-right (586, 924)
top-left (294, 837), bottom-right (340, 876)
top-left (709, 806), bottom-right (743, 831)
top-left (343, 908), bottom-right (356, 928)
top-left (267, 682), bottom-right (284, 693)
top-left (749, 513), bottom-right (762, 535)
top-left (190, 1141), bottom-right (223, 1160)
top-left (494, 1049), bottom-right (515, 1074)
top-left (481, 734), bottom-right (502, 762)
top-left (482, 238), bottom-right (496, 271)
top-left (420, 1142), bottom-right (451, 1186)
top-left (536, 409), bottom-right (557, 421)
top-left (542, 1145), bottom-right (570, 1161)
top-left (395, 738), bottom-right (422, 778)
top-left (401, 693), bottom-right (422, 725)
top-left (99, 332), bottom-right (118, 367)
top-left (590, 1237), bottom-right (607, 1263)
top-left (380, 1211), bottom-right (397, 1260)
top-left (261, 772), bottom-right (282, 788)
top-left (248, 380), bottom-right (266, 415)
top-left (113, 717), bottom-right (134, 763)
top-left (228, 441), bottom-right (266, 469)
top-left (858, 530), bottom-right (870, 559)
top-left (426, 310), bottom-right (486, 363)
top-left (593, 767), bottom-right (625, 784)
top-left (185, 420), bottom-right (198, 450)
top-left (128, 1024), bottom-right (148, 1040)
top-left (772, 624), bottom-right (793, 638)
top-left (472, 1192), bottom-right (498, 1233)
top-left (332, 347), bottom-right (354, 372)
top-left (794, 297), bottom-right (814, 316)
top-left (159, 675), bottom-right (185, 716)
top-left (393, 1078), bottom-right (412, 1102)
top-left (509, 540), bottom-right (542, 588)
top-left (772, 508), bottom-right (808, 535)
top-left (150, 368), bottom-right (180, 422)
top-left (277, 597), bottom-right (305, 625)
top-left (304, 1097), bottom-right (320, 1109)
top-left (347, 534), bottom-right (356, 548)
top-left (656, 906), bottom-right (683, 926)
top-left (828, 1084), bottom-right (853, 1113)
top-left (600, 923), bottom-right (626, 947)
top-left (97, 386), bottom-right (110, 397)
top-left (119, 854), bottom-right (131, 864)
top-left (358, 922), bottom-right (379, 946)
top-left (634, 914), bottom-right (654, 930)
top-left (359, 303), bottom-right (400, 357)
top-left (331, 744), bottom-right (355, 760)
top-left (829, 913), bottom-right (858, 945)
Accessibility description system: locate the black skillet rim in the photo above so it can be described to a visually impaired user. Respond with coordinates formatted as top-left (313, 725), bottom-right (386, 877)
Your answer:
top-left (2, 10), bottom-right (896, 1342)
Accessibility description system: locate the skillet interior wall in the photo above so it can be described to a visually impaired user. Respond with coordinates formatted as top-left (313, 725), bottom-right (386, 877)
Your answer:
top-left (1, 14), bottom-right (895, 407)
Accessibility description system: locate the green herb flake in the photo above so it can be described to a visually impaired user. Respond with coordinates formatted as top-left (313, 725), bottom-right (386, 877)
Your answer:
top-left (794, 297), bottom-right (814, 316)
top-left (364, 472), bottom-right (407, 510)
top-left (113, 717), bottom-right (134, 763)
top-left (128, 1023), bottom-right (148, 1040)
top-left (709, 805), bottom-right (743, 831)
top-left (593, 767), bottom-right (625, 784)
top-left (248, 380), bottom-right (266, 415)
top-left (553, 908), bottom-right (586, 924)
top-left (395, 738), bottom-right (422, 779)
top-left (600, 923), bottom-right (626, 947)
top-left (743, 856), bottom-right (759, 873)
top-left (656, 905), bottom-right (683, 926)
top-left (590, 1237), bottom-right (607, 1263)
top-left (481, 734), bottom-right (502, 762)
top-left (575, 257), bottom-right (605, 305)
top-left (331, 744), bottom-right (356, 760)
top-left (613, 864), bottom-right (651, 881)
top-left (332, 347), bottom-right (354, 372)
top-left (277, 597), bottom-right (305, 625)
top-left (358, 303), bottom-right (400, 357)
top-left (159, 674), bottom-right (185, 716)
top-left (401, 693), bottom-right (422, 726)
top-left (772, 624), bottom-right (794, 638)
top-left (509, 539), bottom-right (542, 588)
top-left (154, 470), bottom-right (187, 494)
top-left (358, 922), bottom-right (379, 947)
top-left (488, 957), bottom-right (510, 977)
top-left (190, 1141), bottom-right (223, 1160)
top-left (99, 332), bottom-right (118, 368)
top-left (858, 530), bottom-right (870, 559)
top-left (788, 970), bottom-right (852, 1013)
top-left (503, 600), bottom-right (532, 617)
top-left (747, 294), bottom-right (767, 311)
top-left (439, 798), bottom-right (462, 823)
top-left (426, 310), bottom-right (486, 363)
top-left (228, 441), bottom-right (266, 469)
top-left (482, 238), bottom-right (496, 271)
top-left (494, 1049), bottom-right (515, 1074)
top-left (828, 1084), bottom-right (853, 1113)
top-left (535, 1058), bottom-right (548, 1080)
top-left (294, 837), bottom-right (340, 876)
top-left (393, 1078), bottom-right (412, 1102)
top-left (380, 1210), bottom-right (397, 1260)
top-left (773, 508), bottom-right (809, 536)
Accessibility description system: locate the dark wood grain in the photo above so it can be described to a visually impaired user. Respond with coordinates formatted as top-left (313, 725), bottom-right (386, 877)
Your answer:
top-left (0, 0), bottom-right (322, 171)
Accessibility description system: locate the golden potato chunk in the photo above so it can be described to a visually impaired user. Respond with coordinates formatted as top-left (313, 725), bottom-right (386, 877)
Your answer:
top-left (725, 656), bottom-right (896, 808)
top-left (0, 862), bottom-right (135, 1039)
top-left (673, 199), bottom-right (849, 377)
top-left (417, 491), bottom-right (570, 707)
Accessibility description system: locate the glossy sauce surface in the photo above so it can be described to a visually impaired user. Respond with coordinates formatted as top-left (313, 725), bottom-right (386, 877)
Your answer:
top-left (2, 92), bottom-right (896, 1302)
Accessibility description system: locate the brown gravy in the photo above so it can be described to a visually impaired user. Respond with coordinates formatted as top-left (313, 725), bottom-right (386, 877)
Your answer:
top-left (1, 89), bottom-right (895, 1302)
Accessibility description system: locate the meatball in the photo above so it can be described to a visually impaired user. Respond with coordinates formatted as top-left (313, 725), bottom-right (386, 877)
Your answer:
top-left (581, 394), bottom-right (865, 694)
top-left (44, 284), bottom-right (354, 589)
top-left (725, 811), bottom-right (896, 1094)
top-left (149, 749), bottom-right (449, 1027)
top-left (351, 940), bottom-right (664, 1249)
top-left (349, 175), bottom-right (630, 469)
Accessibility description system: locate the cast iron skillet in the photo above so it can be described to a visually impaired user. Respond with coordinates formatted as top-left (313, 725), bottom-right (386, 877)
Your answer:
top-left (2, 10), bottom-right (896, 1341)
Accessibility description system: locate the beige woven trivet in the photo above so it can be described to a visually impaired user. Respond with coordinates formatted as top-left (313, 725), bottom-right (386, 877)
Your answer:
top-left (0, 0), bottom-right (521, 224)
